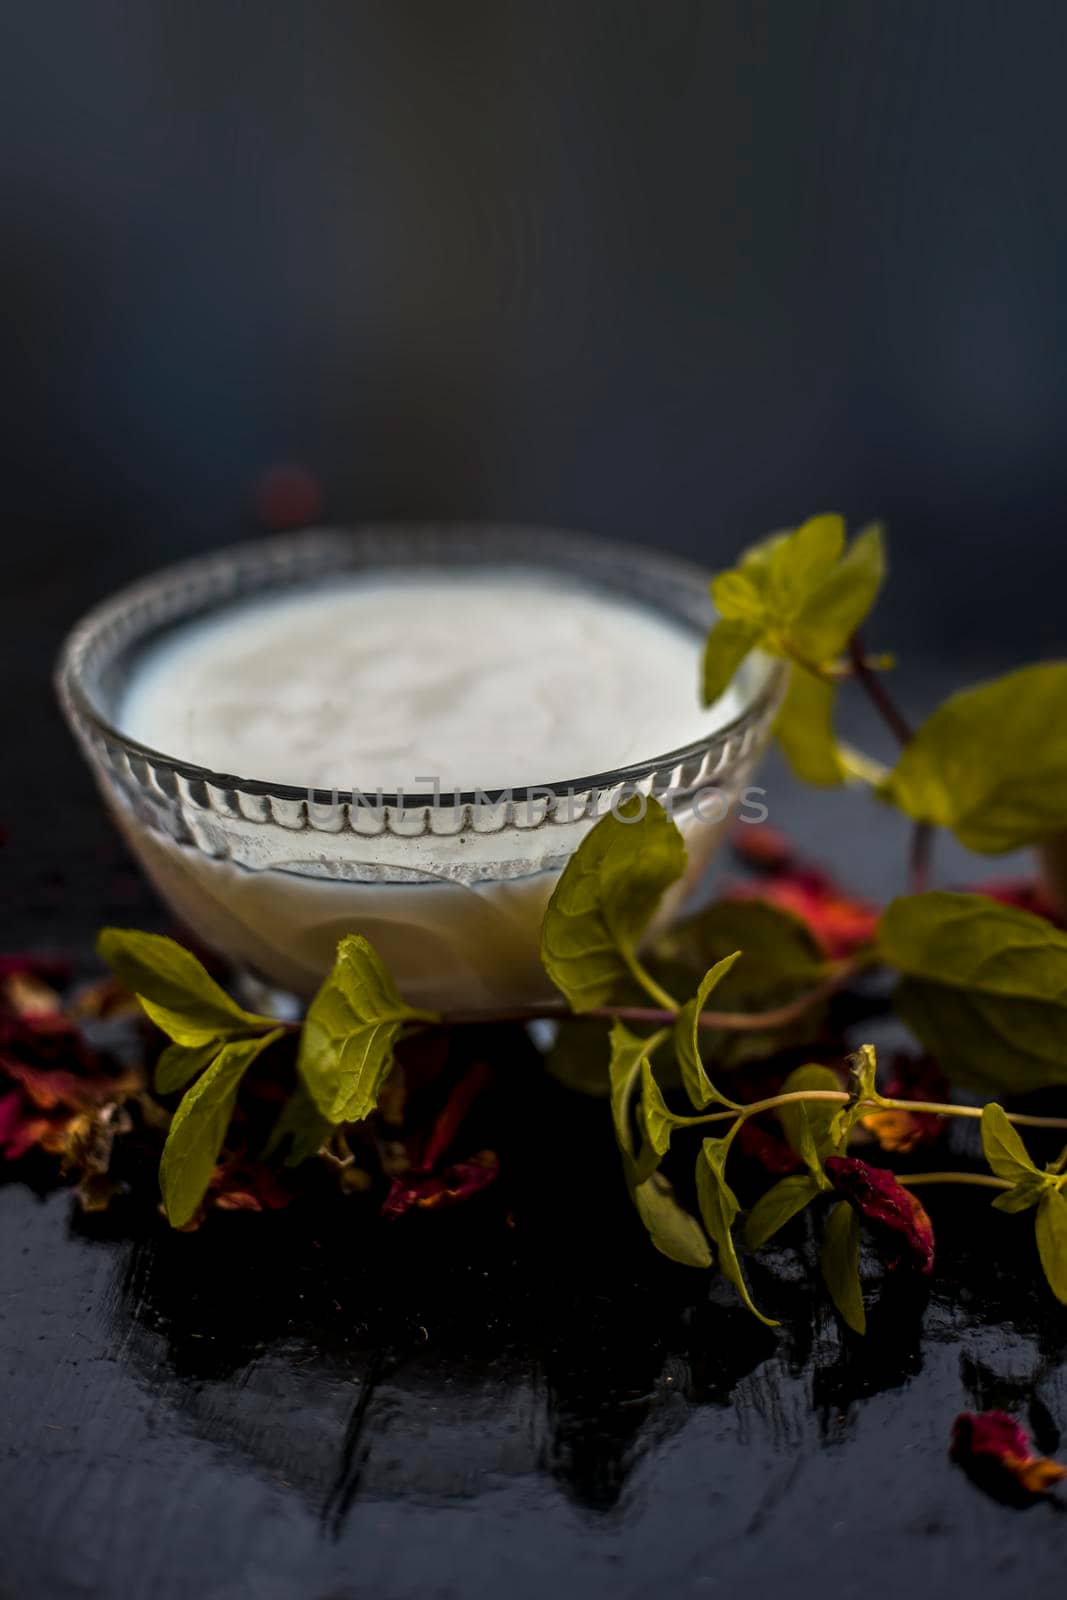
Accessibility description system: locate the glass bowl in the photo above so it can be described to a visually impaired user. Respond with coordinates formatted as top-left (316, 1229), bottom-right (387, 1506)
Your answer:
top-left (55, 524), bottom-right (784, 1012)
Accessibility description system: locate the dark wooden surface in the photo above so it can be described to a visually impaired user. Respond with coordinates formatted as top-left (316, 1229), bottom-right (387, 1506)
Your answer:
top-left (6, 629), bottom-right (1067, 1599)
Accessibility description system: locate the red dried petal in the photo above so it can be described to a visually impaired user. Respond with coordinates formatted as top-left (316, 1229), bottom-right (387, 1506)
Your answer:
top-left (858, 1107), bottom-right (938, 1155)
top-left (861, 1054), bottom-right (947, 1153)
top-left (952, 1411), bottom-right (1067, 1497)
top-left (382, 1150), bottom-right (499, 1219)
top-left (3, 1059), bottom-right (141, 1117)
top-left (207, 1161), bottom-right (295, 1215)
top-left (735, 1118), bottom-right (803, 1175)
top-left (825, 1155), bottom-right (935, 1274)
top-left (419, 1063), bottom-right (492, 1173)
top-left (0, 1088), bottom-right (45, 1159)
top-left (728, 875), bottom-right (878, 958)
top-left (731, 824), bottom-right (795, 873)
top-left (2, 970), bottom-right (65, 1021)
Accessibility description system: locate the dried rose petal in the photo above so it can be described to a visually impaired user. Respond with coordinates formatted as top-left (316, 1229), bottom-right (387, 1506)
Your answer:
top-left (735, 1118), bottom-right (803, 1175)
top-left (0, 1087), bottom-right (52, 1160)
top-left (1, 1060), bottom-right (134, 1111)
top-left (419, 1063), bottom-right (492, 1172)
top-left (728, 873), bottom-right (878, 958)
top-left (3, 970), bottom-right (65, 1021)
top-left (177, 1161), bottom-right (296, 1229)
top-left (0, 958), bottom-right (145, 1172)
top-left (70, 976), bottom-right (141, 1022)
top-left (952, 1411), bottom-right (1067, 1497)
top-left (860, 1054), bottom-right (947, 1154)
top-left (726, 827), bottom-right (879, 957)
top-left (731, 823), bottom-right (795, 873)
top-left (825, 1155), bottom-right (935, 1274)
top-left (382, 1150), bottom-right (499, 1219)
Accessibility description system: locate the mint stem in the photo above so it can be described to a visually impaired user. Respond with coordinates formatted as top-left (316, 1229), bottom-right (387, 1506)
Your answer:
top-left (896, 1172), bottom-right (1012, 1191)
top-left (848, 631), bottom-right (913, 745)
top-left (848, 629), bottom-right (934, 893)
top-left (439, 961), bottom-right (856, 1034)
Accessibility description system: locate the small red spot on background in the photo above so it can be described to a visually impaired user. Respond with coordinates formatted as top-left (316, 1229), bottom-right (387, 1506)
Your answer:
top-left (253, 464), bottom-right (324, 530)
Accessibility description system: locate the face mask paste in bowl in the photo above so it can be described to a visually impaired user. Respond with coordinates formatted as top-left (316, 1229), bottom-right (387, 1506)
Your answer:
top-left (56, 525), bottom-right (783, 1012)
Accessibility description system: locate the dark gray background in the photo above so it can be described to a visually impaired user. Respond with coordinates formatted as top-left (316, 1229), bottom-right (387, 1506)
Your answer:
top-left (5, 0), bottom-right (1066, 661)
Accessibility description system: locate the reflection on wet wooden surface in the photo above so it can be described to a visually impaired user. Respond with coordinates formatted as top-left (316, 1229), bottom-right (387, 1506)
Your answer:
top-left (4, 1064), bottom-right (1067, 1599)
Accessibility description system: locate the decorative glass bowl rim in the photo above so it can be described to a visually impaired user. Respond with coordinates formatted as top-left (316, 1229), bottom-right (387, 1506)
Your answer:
top-left (55, 522), bottom-right (785, 813)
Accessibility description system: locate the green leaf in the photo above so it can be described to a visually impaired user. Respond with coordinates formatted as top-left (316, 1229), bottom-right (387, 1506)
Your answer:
top-left (879, 892), bottom-right (1067, 1093)
top-left (881, 663), bottom-right (1067, 853)
top-left (765, 512), bottom-right (845, 620)
top-left (702, 618), bottom-right (762, 706)
top-left (745, 1173), bottom-right (821, 1250)
top-left (608, 1022), bottom-right (652, 1158)
top-left (1035, 1189), bottom-right (1067, 1304)
top-left (632, 1172), bottom-right (715, 1269)
top-left (297, 934), bottom-right (434, 1123)
top-left (264, 1082), bottom-right (333, 1167)
top-left (776, 1063), bottom-right (842, 1171)
top-left (159, 1029), bottom-right (284, 1227)
top-left (635, 1057), bottom-right (677, 1180)
top-left (540, 796), bottom-right (687, 1012)
top-left (154, 1040), bottom-right (221, 1095)
top-left (711, 569), bottom-right (767, 623)
top-left (97, 927), bottom-right (276, 1045)
top-left (981, 1102), bottom-right (1041, 1184)
top-left (703, 516), bottom-right (885, 698)
top-left (774, 668), bottom-right (847, 787)
top-left (653, 901), bottom-right (827, 1069)
top-left (790, 522), bottom-right (885, 663)
top-left (673, 952), bottom-right (742, 1110)
top-left (696, 1136), bottom-right (778, 1325)
top-left (820, 1200), bottom-right (866, 1333)
top-left (991, 1176), bottom-right (1049, 1214)
top-left (542, 1017), bottom-right (614, 1097)
top-left (608, 1022), bottom-right (712, 1268)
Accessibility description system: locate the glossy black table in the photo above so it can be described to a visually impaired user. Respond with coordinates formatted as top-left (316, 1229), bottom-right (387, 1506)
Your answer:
top-left (5, 633), bottom-right (1066, 1599)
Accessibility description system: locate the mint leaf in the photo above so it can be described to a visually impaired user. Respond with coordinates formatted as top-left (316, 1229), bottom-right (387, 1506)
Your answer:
top-left (712, 568), bottom-right (767, 623)
top-left (633, 1173), bottom-right (715, 1269)
top-left (764, 512), bottom-right (845, 619)
top-left (635, 1057), bottom-right (677, 1180)
top-left (703, 618), bottom-right (761, 706)
top-left (543, 1017), bottom-right (614, 1097)
top-left (1035, 1189), bottom-right (1067, 1304)
top-left (881, 663), bottom-right (1067, 852)
top-left (654, 901), bottom-right (827, 1068)
top-left (673, 952), bottom-right (742, 1110)
top-left (820, 1200), bottom-right (866, 1333)
top-left (265, 1083), bottom-right (333, 1167)
top-left (702, 516), bottom-right (885, 707)
top-left (774, 669), bottom-right (847, 787)
top-left (160, 1029), bottom-right (284, 1227)
top-left (297, 934), bottom-right (433, 1124)
top-left (879, 892), bottom-right (1067, 1093)
top-left (776, 1063), bottom-right (842, 1171)
top-left (745, 1173), bottom-right (821, 1250)
top-left (991, 1176), bottom-right (1049, 1214)
top-left (540, 796), bottom-right (686, 1012)
top-left (981, 1102), bottom-right (1041, 1184)
top-left (695, 1136), bottom-right (778, 1325)
top-left (608, 1022), bottom-right (712, 1268)
top-left (97, 927), bottom-right (275, 1046)
top-left (789, 522), bottom-right (885, 664)
top-left (608, 1022), bottom-right (652, 1159)
top-left (155, 1040), bottom-right (222, 1095)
